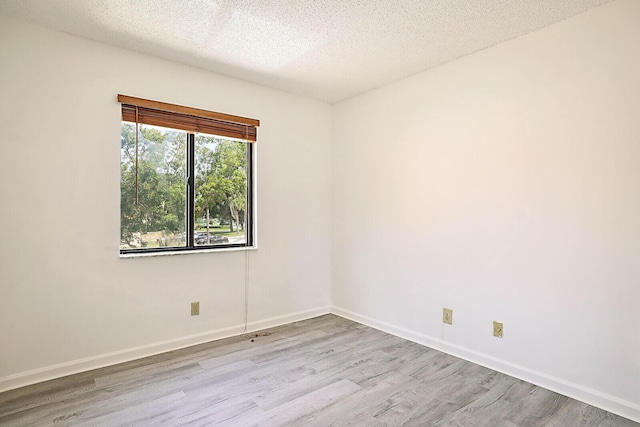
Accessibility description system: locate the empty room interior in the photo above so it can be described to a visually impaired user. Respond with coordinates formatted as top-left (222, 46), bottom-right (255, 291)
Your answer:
top-left (1, 0), bottom-right (639, 425)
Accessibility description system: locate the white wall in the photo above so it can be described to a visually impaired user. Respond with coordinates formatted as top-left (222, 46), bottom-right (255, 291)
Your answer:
top-left (332, 0), bottom-right (639, 421)
top-left (0, 16), bottom-right (332, 390)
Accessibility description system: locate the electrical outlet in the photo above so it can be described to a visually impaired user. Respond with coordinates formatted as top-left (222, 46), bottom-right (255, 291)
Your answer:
top-left (191, 302), bottom-right (200, 316)
top-left (443, 308), bottom-right (453, 325)
top-left (493, 321), bottom-right (503, 338)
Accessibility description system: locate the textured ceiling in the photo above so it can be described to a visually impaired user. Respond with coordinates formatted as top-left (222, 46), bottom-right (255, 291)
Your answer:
top-left (0, 0), bottom-right (613, 103)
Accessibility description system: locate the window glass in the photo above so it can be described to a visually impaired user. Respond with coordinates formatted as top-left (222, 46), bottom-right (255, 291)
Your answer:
top-left (194, 135), bottom-right (249, 246)
top-left (120, 123), bottom-right (187, 250)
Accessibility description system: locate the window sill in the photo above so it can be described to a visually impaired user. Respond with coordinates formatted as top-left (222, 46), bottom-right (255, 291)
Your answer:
top-left (119, 245), bottom-right (258, 259)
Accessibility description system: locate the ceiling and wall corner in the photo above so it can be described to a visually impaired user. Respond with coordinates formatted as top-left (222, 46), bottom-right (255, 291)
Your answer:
top-left (0, 0), bottom-right (613, 103)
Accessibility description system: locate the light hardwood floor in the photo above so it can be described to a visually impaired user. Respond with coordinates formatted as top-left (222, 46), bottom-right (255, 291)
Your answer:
top-left (0, 315), bottom-right (637, 426)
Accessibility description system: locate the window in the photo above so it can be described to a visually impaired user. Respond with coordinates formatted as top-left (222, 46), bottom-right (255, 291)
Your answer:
top-left (118, 95), bottom-right (258, 254)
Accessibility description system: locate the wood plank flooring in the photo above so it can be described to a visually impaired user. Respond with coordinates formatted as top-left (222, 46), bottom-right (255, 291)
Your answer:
top-left (0, 314), bottom-right (637, 426)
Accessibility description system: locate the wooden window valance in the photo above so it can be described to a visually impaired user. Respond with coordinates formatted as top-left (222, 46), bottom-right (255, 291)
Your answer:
top-left (118, 94), bottom-right (259, 142)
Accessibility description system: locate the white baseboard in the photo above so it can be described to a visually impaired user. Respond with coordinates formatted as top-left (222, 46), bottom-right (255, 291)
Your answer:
top-left (331, 306), bottom-right (640, 424)
top-left (0, 306), bottom-right (330, 393)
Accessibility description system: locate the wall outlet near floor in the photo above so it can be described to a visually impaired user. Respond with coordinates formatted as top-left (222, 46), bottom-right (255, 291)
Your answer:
top-left (493, 321), bottom-right (503, 338)
top-left (191, 302), bottom-right (200, 316)
top-left (443, 308), bottom-right (453, 325)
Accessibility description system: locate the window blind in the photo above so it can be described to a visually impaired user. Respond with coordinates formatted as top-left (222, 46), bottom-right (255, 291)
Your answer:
top-left (118, 95), bottom-right (259, 142)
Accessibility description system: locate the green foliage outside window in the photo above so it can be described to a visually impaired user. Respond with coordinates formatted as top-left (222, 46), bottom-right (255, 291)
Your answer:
top-left (120, 123), bottom-right (249, 250)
